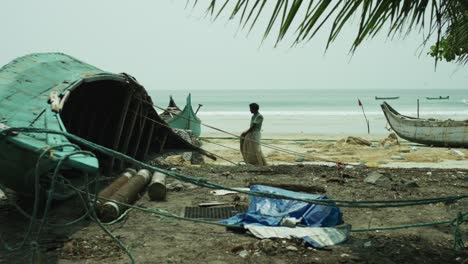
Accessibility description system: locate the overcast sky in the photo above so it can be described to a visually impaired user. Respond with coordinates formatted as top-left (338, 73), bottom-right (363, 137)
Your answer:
top-left (1, 0), bottom-right (466, 90)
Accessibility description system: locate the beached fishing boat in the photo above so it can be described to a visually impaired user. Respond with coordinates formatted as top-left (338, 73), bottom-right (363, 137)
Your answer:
top-left (380, 102), bottom-right (468, 148)
top-left (0, 53), bottom-right (206, 198)
top-left (160, 96), bottom-right (181, 120)
top-left (161, 94), bottom-right (202, 137)
top-left (426, 96), bottom-right (449, 100)
top-left (375, 96), bottom-right (399, 100)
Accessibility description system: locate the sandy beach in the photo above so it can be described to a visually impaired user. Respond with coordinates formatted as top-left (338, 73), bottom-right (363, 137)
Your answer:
top-left (200, 132), bottom-right (468, 168)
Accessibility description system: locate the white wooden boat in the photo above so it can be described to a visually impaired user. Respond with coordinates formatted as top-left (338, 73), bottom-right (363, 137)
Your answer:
top-left (381, 102), bottom-right (468, 148)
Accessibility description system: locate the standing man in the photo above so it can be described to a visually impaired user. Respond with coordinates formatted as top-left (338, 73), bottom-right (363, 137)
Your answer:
top-left (240, 103), bottom-right (267, 166)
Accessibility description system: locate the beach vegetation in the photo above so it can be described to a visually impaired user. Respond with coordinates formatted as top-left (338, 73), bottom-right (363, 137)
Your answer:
top-left (190, 0), bottom-right (468, 64)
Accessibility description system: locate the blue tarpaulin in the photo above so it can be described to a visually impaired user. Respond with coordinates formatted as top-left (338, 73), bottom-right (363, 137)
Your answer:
top-left (220, 185), bottom-right (342, 227)
top-left (220, 185), bottom-right (346, 247)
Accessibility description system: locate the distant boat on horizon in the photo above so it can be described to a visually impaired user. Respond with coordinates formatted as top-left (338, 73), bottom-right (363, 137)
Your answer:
top-left (426, 96), bottom-right (449, 100)
top-left (375, 96), bottom-right (399, 100)
top-left (463, 99), bottom-right (468, 105)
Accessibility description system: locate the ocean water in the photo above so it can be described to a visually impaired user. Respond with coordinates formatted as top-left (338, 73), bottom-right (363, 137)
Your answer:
top-left (148, 89), bottom-right (468, 136)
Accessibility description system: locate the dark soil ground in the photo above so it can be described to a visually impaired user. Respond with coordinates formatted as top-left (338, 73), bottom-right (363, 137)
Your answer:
top-left (1, 164), bottom-right (467, 263)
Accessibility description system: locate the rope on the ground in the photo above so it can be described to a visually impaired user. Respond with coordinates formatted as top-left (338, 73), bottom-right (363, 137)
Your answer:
top-left (0, 126), bottom-right (466, 264)
top-left (2, 127), bottom-right (468, 209)
top-left (0, 144), bottom-right (136, 263)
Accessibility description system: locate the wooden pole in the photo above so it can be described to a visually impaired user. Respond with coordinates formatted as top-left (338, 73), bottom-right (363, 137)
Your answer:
top-left (96, 168), bottom-right (136, 206)
top-left (358, 99), bottom-right (370, 134)
top-left (99, 169), bottom-right (151, 222)
top-left (417, 99), bottom-right (420, 118)
top-left (148, 172), bottom-right (166, 201)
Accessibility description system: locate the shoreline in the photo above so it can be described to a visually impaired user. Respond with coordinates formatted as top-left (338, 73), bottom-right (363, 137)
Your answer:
top-left (201, 132), bottom-right (389, 141)
top-left (198, 132), bottom-right (468, 168)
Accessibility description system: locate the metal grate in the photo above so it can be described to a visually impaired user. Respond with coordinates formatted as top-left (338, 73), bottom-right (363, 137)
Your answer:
top-left (183, 206), bottom-right (248, 220)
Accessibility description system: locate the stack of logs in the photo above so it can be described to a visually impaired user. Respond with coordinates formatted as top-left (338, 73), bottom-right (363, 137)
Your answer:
top-left (96, 168), bottom-right (167, 222)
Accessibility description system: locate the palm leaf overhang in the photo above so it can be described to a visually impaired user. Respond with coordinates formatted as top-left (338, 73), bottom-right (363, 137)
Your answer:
top-left (188, 0), bottom-right (468, 63)
top-left (436, 1), bottom-right (468, 64)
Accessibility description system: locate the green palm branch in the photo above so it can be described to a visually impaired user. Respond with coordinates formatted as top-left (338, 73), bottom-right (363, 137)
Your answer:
top-left (189, 0), bottom-right (468, 63)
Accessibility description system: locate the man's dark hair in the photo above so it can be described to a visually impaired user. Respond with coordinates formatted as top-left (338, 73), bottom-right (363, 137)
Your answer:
top-left (249, 103), bottom-right (259, 111)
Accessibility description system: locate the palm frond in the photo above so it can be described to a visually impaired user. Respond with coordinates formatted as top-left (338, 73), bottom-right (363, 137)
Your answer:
top-left (196, 0), bottom-right (466, 57)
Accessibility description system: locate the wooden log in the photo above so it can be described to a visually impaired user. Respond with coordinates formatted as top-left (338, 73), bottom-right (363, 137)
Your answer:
top-left (247, 181), bottom-right (326, 194)
top-left (96, 168), bottom-right (136, 206)
top-left (99, 169), bottom-right (151, 222)
top-left (147, 172), bottom-right (166, 201)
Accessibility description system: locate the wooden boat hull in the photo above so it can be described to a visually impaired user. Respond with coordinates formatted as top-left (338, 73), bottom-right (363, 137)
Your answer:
top-left (165, 94), bottom-right (201, 137)
top-left (0, 53), bottom-right (201, 198)
top-left (381, 102), bottom-right (468, 148)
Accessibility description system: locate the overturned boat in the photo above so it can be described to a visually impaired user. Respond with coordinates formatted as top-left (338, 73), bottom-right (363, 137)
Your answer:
top-left (160, 94), bottom-right (202, 137)
top-left (381, 102), bottom-right (468, 148)
top-left (0, 53), bottom-right (209, 198)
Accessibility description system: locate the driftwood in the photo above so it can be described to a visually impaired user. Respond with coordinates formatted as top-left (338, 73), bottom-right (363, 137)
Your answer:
top-left (247, 182), bottom-right (326, 194)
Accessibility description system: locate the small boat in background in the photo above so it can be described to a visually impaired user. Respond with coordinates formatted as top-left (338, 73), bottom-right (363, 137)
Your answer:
top-left (463, 99), bottom-right (468, 105)
top-left (161, 94), bottom-right (202, 137)
top-left (380, 102), bottom-right (468, 148)
top-left (375, 96), bottom-right (399, 100)
top-left (160, 96), bottom-right (181, 120)
top-left (426, 96), bottom-right (449, 100)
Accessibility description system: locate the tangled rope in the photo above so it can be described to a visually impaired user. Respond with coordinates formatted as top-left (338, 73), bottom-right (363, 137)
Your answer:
top-left (0, 127), bottom-right (466, 263)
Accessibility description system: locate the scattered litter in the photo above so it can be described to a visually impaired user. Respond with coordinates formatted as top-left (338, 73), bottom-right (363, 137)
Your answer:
top-left (280, 217), bottom-right (301, 228)
top-left (167, 180), bottom-right (197, 191)
top-left (451, 149), bottom-right (465, 157)
top-left (364, 172), bottom-right (384, 184)
top-left (426, 171), bottom-right (432, 176)
top-left (286, 246), bottom-right (298, 251)
top-left (246, 225), bottom-right (350, 248)
top-left (338, 136), bottom-right (371, 146)
top-left (364, 172), bottom-right (392, 187)
top-left (391, 155), bottom-right (405, 160)
top-left (399, 148), bottom-right (411, 153)
top-left (210, 188), bottom-right (250, 196)
top-left (238, 250), bottom-right (249, 258)
top-left (198, 202), bottom-right (229, 207)
top-left (295, 157), bottom-right (305, 162)
top-left (256, 239), bottom-right (277, 255)
top-left (364, 241), bottom-right (372, 248)
top-left (411, 146), bottom-right (418, 151)
top-left (380, 133), bottom-right (399, 147)
top-left (404, 181), bottom-right (419, 189)
top-left (0, 189), bottom-right (5, 200)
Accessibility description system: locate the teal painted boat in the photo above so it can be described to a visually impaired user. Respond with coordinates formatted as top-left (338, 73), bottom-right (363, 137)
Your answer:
top-left (162, 94), bottom-right (202, 137)
top-left (160, 96), bottom-right (181, 121)
top-left (0, 53), bottom-right (200, 198)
